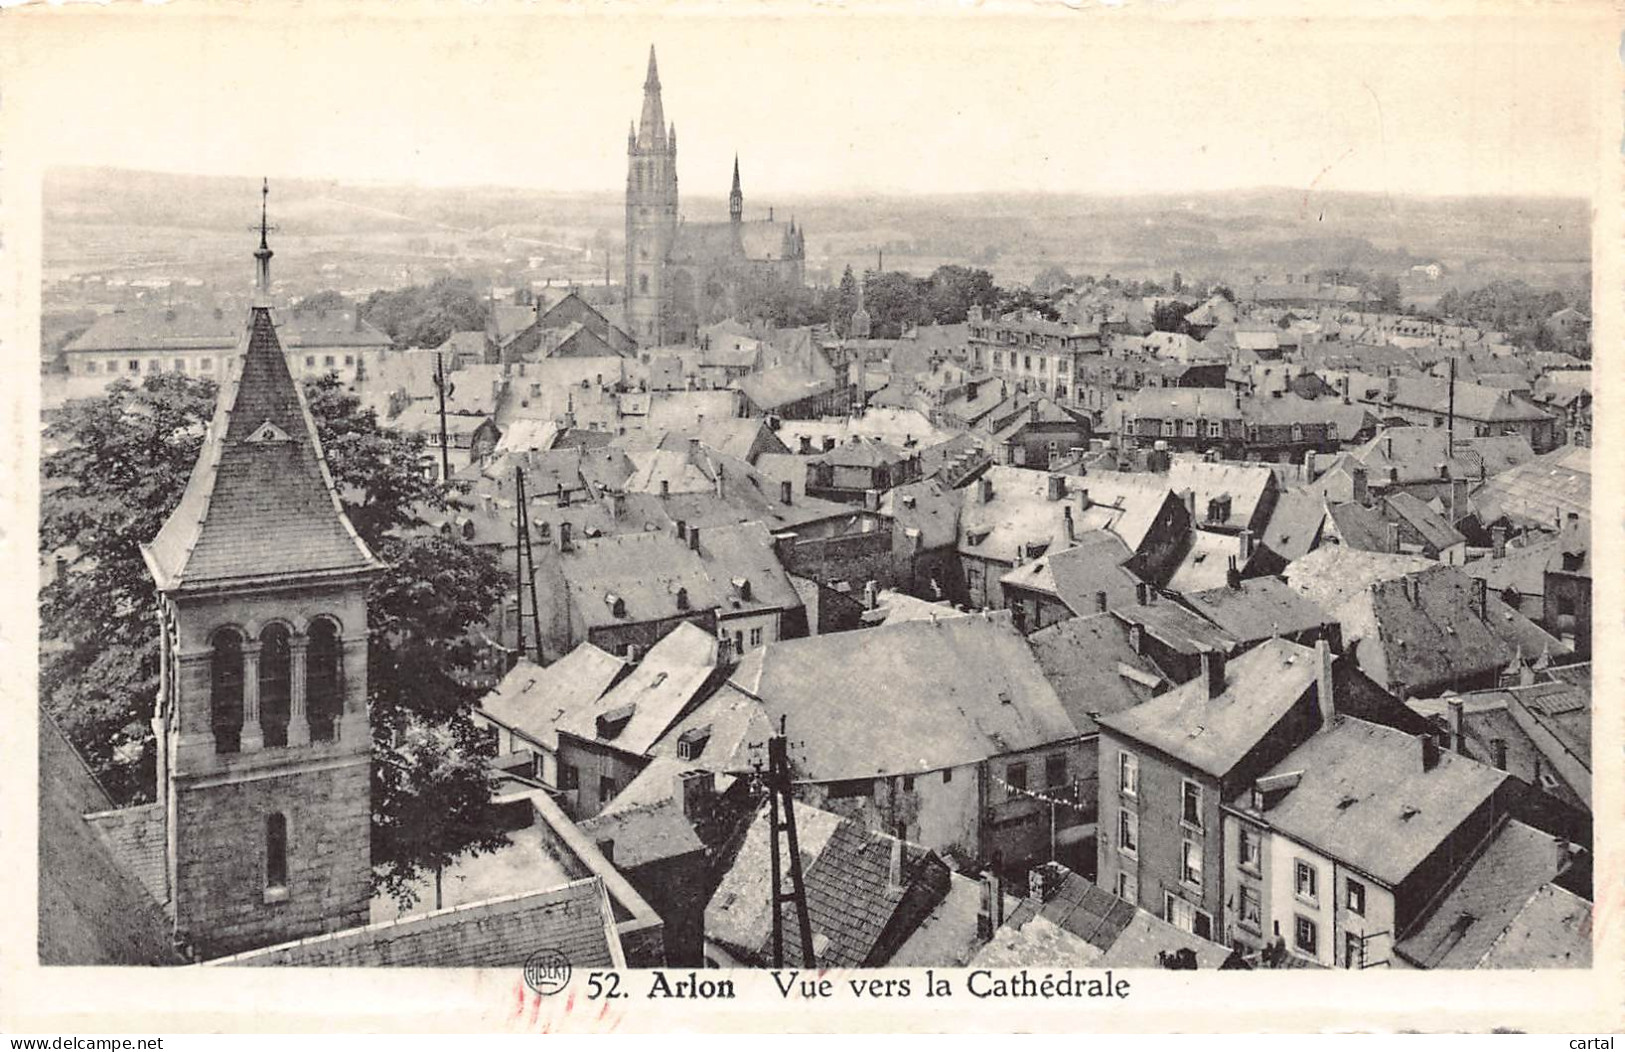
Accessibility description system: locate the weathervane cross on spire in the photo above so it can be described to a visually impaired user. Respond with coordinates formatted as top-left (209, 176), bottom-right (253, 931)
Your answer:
top-left (251, 177), bottom-right (277, 302)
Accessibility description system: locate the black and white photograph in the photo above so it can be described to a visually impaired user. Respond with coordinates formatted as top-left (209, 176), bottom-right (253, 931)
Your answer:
top-left (3, 0), bottom-right (1619, 1037)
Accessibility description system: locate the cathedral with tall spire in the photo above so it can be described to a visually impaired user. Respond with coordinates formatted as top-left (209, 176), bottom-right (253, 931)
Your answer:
top-left (624, 46), bottom-right (806, 347)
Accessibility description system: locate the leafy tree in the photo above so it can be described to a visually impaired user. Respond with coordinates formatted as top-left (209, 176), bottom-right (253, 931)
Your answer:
top-left (864, 270), bottom-right (934, 338)
top-left (362, 276), bottom-right (491, 350)
top-left (1152, 300), bottom-right (1195, 334)
top-left (994, 286), bottom-right (1061, 322)
top-left (1030, 265), bottom-right (1076, 298)
top-left (924, 265), bottom-right (999, 324)
top-left (40, 370), bottom-right (510, 902)
top-left (294, 289), bottom-right (350, 314)
top-left (830, 265), bottom-right (860, 338)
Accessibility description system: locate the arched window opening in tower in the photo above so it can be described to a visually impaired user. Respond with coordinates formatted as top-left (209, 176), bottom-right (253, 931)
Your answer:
top-left (259, 623), bottom-right (292, 748)
top-left (265, 812), bottom-right (288, 891)
top-left (306, 619), bottom-right (343, 743)
top-left (210, 627), bottom-right (245, 754)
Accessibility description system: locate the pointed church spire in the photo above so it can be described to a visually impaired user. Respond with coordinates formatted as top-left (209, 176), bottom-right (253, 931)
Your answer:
top-left (636, 45), bottom-right (666, 149)
top-left (729, 154), bottom-right (743, 224)
top-left (253, 177), bottom-right (274, 304)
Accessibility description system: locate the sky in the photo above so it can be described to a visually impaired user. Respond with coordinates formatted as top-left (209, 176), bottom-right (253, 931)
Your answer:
top-left (2, 4), bottom-right (1613, 200)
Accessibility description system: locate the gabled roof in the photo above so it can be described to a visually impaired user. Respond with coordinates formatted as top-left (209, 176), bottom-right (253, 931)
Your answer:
top-left (1474, 883), bottom-right (1592, 969)
top-left (1258, 489), bottom-right (1328, 564)
top-left (1472, 445), bottom-right (1590, 530)
top-left (556, 622), bottom-right (719, 757)
top-left (1168, 458), bottom-right (1275, 531)
top-left (1165, 529), bottom-right (1250, 595)
top-left (1000, 530), bottom-right (1140, 616)
top-left (1182, 577), bottom-right (1335, 645)
top-left (728, 613), bottom-right (1077, 780)
top-left (478, 645), bottom-right (627, 751)
top-left (142, 307), bottom-right (383, 593)
top-left (1028, 614), bottom-right (1164, 736)
top-left (1098, 638), bottom-right (1320, 778)
top-left (1112, 595), bottom-right (1241, 657)
top-left (1246, 717), bottom-right (1507, 886)
top-left (1385, 491), bottom-right (1466, 551)
top-left (1326, 500), bottom-right (1393, 553)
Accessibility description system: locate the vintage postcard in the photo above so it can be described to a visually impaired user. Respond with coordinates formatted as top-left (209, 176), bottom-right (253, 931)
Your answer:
top-left (0, 0), bottom-right (1620, 1036)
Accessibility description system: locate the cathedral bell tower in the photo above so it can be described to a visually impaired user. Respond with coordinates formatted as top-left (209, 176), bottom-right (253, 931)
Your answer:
top-left (141, 182), bottom-right (384, 959)
top-left (625, 45), bottom-right (679, 347)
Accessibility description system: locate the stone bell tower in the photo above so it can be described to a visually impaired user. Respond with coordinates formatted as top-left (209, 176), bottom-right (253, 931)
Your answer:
top-left (141, 182), bottom-right (384, 959)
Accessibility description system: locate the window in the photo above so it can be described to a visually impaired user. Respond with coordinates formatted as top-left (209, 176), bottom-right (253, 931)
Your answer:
top-left (344, 355), bottom-right (354, 366)
top-left (148, 359), bottom-right (160, 373)
top-left (306, 619), bottom-right (343, 743)
top-left (639, 275), bottom-right (649, 294)
top-left (902, 774), bottom-right (915, 792)
top-left (1006, 762), bottom-right (1028, 793)
top-left (128, 360), bottom-right (140, 373)
top-left (1181, 780), bottom-right (1203, 829)
top-left (1162, 419), bottom-right (1177, 437)
top-left (1118, 752), bottom-right (1139, 797)
top-left (258, 623), bottom-right (292, 748)
top-left (324, 355), bottom-right (336, 367)
top-left (1165, 895), bottom-right (1213, 940)
top-left (210, 628), bottom-right (245, 754)
top-left (942, 768), bottom-right (952, 784)
top-left (1295, 915), bottom-right (1318, 956)
top-left (1057, 358), bottom-right (1069, 374)
top-left (1239, 825), bottom-right (1262, 873)
top-left (85, 360), bottom-right (99, 374)
top-left (559, 765), bottom-right (579, 791)
top-left (1181, 838), bottom-right (1203, 888)
top-left (1346, 878), bottom-right (1366, 917)
top-left (200, 357), bottom-right (213, 371)
top-left (599, 776), bottom-right (616, 802)
top-left (1239, 884), bottom-right (1262, 932)
top-left (265, 813), bottom-right (288, 892)
top-left (749, 627), bottom-right (763, 648)
top-left (1208, 419), bottom-right (1223, 438)
top-left (1295, 859), bottom-right (1319, 904)
top-left (1045, 753), bottom-right (1068, 789)
top-left (305, 356), bottom-right (316, 367)
top-left (733, 630), bottom-right (744, 655)
top-left (1117, 809), bottom-right (1138, 858)
top-left (1115, 871), bottom-right (1137, 905)
top-left (1183, 419), bottom-right (1197, 437)
top-left (1345, 932), bottom-right (1364, 969)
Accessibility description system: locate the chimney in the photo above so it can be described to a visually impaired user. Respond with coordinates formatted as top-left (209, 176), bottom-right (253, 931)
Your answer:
top-left (556, 481), bottom-right (568, 507)
top-left (1046, 474), bottom-right (1066, 501)
top-left (863, 579), bottom-right (879, 610)
top-left (1135, 581), bottom-right (1150, 606)
top-left (888, 832), bottom-right (905, 889)
top-left (1201, 649), bottom-right (1226, 700)
top-left (1303, 449), bottom-right (1316, 479)
top-left (1095, 589), bottom-right (1108, 613)
top-left (1078, 487), bottom-right (1091, 510)
top-left (1129, 623), bottom-right (1144, 654)
top-left (660, 479), bottom-right (670, 498)
top-left (1436, 462), bottom-right (1449, 481)
top-left (1181, 488), bottom-right (1196, 520)
top-left (1062, 505), bottom-right (1076, 544)
top-left (1316, 638), bottom-right (1335, 725)
top-left (1448, 698), bottom-right (1466, 755)
top-left (780, 480), bottom-right (794, 505)
top-left (1491, 525), bottom-right (1507, 559)
top-left (1239, 528), bottom-right (1253, 560)
top-left (1386, 521), bottom-right (1401, 554)
top-left (864, 488), bottom-right (881, 511)
top-left (1490, 738), bottom-right (1507, 771)
top-left (688, 527), bottom-right (700, 552)
top-left (1421, 732), bottom-right (1441, 771)
top-left (799, 434), bottom-right (813, 454)
top-left (1351, 466), bottom-right (1369, 505)
top-left (1471, 577), bottom-right (1487, 620)
top-left (977, 476), bottom-right (993, 504)
top-left (676, 520), bottom-right (687, 540)
top-left (1226, 555), bottom-right (1241, 590)
top-left (560, 521), bottom-right (573, 552)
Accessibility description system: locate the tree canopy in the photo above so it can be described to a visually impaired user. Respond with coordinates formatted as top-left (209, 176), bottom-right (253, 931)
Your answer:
top-left (361, 276), bottom-right (491, 350)
top-left (40, 370), bottom-right (509, 903)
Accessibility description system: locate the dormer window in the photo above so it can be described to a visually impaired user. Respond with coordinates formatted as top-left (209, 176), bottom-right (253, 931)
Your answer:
top-left (676, 725), bottom-right (711, 760)
top-left (676, 587), bottom-right (690, 612)
top-left (606, 593), bottom-right (626, 619)
top-left (596, 703), bottom-right (636, 740)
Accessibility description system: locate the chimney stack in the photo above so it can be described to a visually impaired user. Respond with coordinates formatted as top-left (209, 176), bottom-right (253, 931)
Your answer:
top-left (1471, 577), bottom-right (1487, 620)
top-left (1226, 555), bottom-right (1241, 590)
top-left (888, 832), bottom-right (905, 889)
top-left (1239, 528), bottom-right (1254, 560)
top-left (1046, 474), bottom-right (1066, 501)
top-left (1491, 525), bottom-right (1508, 559)
top-left (1352, 466), bottom-right (1369, 505)
top-left (1448, 697), bottom-right (1466, 755)
top-left (560, 521), bottom-right (573, 552)
top-left (780, 480), bottom-right (793, 505)
top-left (679, 769), bottom-right (714, 818)
top-left (1129, 623), bottom-right (1144, 654)
top-left (1078, 487), bottom-right (1091, 510)
top-left (1095, 589), bottom-right (1108, 614)
top-left (863, 579), bottom-right (879, 610)
top-left (1201, 649), bottom-right (1226, 700)
top-left (978, 476), bottom-right (993, 504)
top-left (1062, 505), bottom-right (1076, 544)
top-left (1315, 638), bottom-right (1335, 725)
top-left (688, 527), bottom-right (700, 552)
top-left (1490, 738), bottom-right (1508, 771)
top-left (1421, 732), bottom-right (1440, 771)
top-left (1386, 521), bottom-right (1401, 554)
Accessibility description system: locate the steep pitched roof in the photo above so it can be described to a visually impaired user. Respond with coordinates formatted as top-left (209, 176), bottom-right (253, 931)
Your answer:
top-left (727, 613), bottom-right (1077, 780)
top-left (478, 645), bottom-right (627, 750)
top-left (1098, 638), bottom-right (1320, 778)
top-left (1385, 491), bottom-right (1466, 551)
top-left (1182, 577), bottom-right (1335, 645)
top-left (1028, 614), bottom-right (1164, 735)
top-left (1258, 489), bottom-right (1328, 564)
top-left (142, 307), bottom-right (382, 592)
top-left (556, 622), bottom-right (720, 757)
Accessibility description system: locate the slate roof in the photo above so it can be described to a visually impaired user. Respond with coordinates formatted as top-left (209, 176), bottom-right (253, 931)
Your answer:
top-left (708, 802), bottom-right (947, 968)
top-left (1165, 529), bottom-right (1251, 595)
top-left (1472, 445), bottom-right (1590, 530)
top-left (728, 613), bottom-right (1078, 781)
top-left (478, 645), bottom-right (627, 751)
top-left (1168, 459), bottom-right (1275, 531)
top-left (882, 478), bottom-right (961, 551)
top-left (578, 800), bottom-right (705, 870)
top-left (1385, 491), bottom-right (1466, 551)
top-left (738, 366), bottom-right (842, 411)
top-left (1282, 546), bottom-right (1436, 611)
top-left (216, 878), bottom-right (620, 968)
top-left (1461, 541), bottom-right (1555, 599)
top-left (1327, 500), bottom-right (1393, 553)
top-left (65, 305), bottom-right (391, 354)
top-left (38, 710), bottom-right (181, 966)
top-left (1125, 387), bottom-right (1243, 422)
top-left (1258, 489), bottom-right (1328, 564)
top-left (1340, 565), bottom-right (1568, 697)
top-left (1474, 883), bottom-right (1592, 969)
top-left (142, 307), bottom-right (383, 593)
top-left (1250, 717), bottom-right (1507, 887)
top-left (555, 622), bottom-right (719, 757)
top-left (1182, 577), bottom-right (1335, 645)
top-left (1112, 596), bottom-right (1240, 656)
top-left (1000, 530), bottom-right (1141, 615)
top-left (1098, 638), bottom-right (1320, 778)
top-left (1028, 614), bottom-right (1164, 736)
top-left (1386, 377), bottom-right (1550, 423)
top-left (1394, 819), bottom-right (1572, 968)
top-left (1354, 427), bottom-right (1481, 485)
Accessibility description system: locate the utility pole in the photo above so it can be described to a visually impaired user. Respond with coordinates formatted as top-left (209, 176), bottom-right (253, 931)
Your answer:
top-left (765, 716), bottom-right (814, 968)
top-left (434, 352), bottom-right (451, 483)
top-left (1446, 355), bottom-right (1456, 453)
top-left (512, 468), bottom-right (543, 666)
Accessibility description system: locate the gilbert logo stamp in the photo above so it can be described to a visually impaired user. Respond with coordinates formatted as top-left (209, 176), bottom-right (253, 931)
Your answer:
top-left (523, 949), bottom-right (572, 996)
